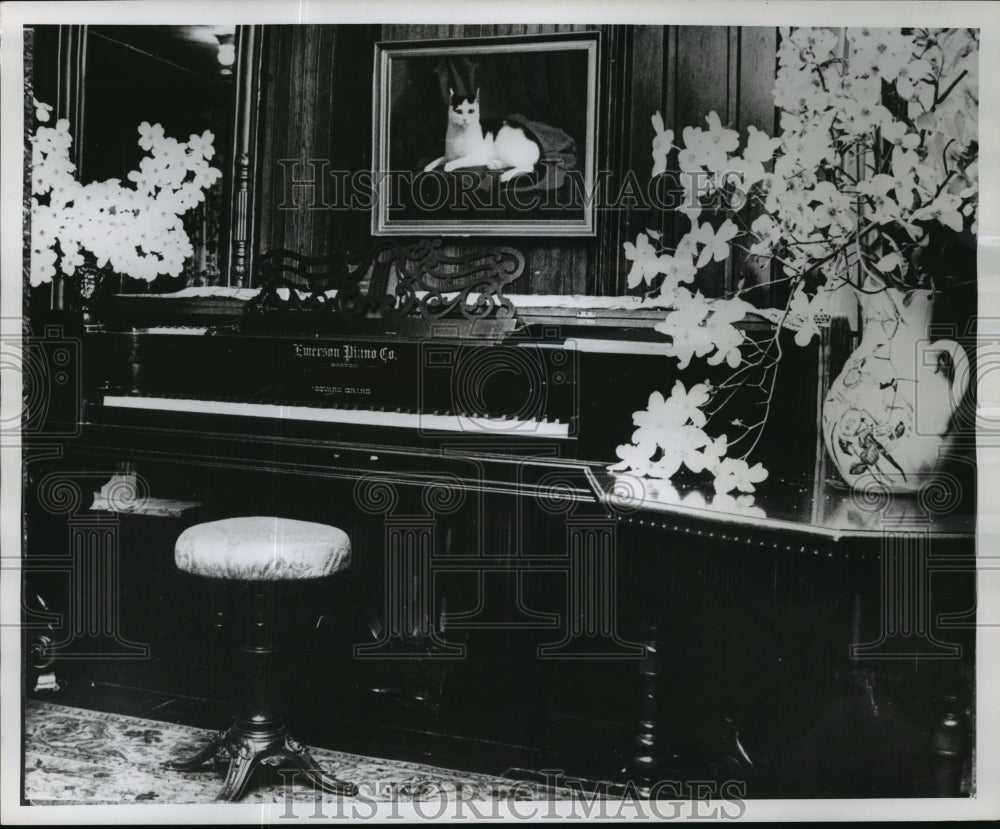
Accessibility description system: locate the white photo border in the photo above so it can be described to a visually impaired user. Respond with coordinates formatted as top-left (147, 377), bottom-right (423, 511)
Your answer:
top-left (2, 1), bottom-right (998, 824)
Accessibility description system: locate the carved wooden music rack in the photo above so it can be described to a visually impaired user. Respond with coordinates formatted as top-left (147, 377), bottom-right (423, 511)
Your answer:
top-left (239, 239), bottom-right (526, 338)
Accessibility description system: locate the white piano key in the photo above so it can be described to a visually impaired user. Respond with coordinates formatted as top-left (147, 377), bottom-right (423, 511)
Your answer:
top-left (102, 395), bottom-right (570, 438)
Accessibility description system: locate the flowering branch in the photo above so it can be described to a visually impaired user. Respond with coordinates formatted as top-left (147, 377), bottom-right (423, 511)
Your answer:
top-left (29, 99), bottom-right (222, 286)
top-left (611, 27), bottom-right (979, 497)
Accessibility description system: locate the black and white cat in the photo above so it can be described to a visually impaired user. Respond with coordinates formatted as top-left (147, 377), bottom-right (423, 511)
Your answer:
top-left (423, 88), bottom-right (541, 183)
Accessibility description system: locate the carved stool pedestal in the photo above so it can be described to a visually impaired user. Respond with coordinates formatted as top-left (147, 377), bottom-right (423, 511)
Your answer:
top-left (164, 517), bottom-right (357, 802)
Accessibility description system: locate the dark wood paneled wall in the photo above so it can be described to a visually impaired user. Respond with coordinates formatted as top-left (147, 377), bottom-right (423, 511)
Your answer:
top-left (253, 24), bottom-right (777, 297)
top-left (255, 25), bottom-right (379, 263)
top-left (661, 26), bottom-right (778, 298)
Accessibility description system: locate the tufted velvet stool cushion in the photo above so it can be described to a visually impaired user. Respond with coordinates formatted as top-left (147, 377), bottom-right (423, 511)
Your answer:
top-left (175, 516), bottom-right (350, 581)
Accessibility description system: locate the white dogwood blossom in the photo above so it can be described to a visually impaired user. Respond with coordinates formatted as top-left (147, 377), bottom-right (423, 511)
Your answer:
top-left (614, 28), bottom-right (978, 495)
top-left (29, 102), bottom-right (222, 286)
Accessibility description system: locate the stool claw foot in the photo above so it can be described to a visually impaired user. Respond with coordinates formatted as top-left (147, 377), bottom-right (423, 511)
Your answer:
top-left (164, 730), bottom-right (228, 771)
top-left (215, 741), bottom-right (261, 802)
top-left (282, 736), bottom-right (359, 797)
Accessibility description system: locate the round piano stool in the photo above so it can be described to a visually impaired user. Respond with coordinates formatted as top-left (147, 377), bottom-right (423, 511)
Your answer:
top-left (164, 516), bottom-right (357, 802)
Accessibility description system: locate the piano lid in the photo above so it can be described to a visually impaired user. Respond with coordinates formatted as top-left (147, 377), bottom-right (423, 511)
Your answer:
top-left (589, 468), bottom-right (976, 542)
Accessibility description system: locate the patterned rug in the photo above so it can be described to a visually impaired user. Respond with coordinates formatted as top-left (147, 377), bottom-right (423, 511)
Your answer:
top-left (23, 700), bottom-right (582, 806)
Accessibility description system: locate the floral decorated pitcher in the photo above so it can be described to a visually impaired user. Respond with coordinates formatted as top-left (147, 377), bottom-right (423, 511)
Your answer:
top-left (822, 285), bottom-right (970, 493)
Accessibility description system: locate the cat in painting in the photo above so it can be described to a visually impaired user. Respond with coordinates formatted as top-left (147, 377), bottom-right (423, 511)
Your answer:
top-left (423, 88), bottom-right (541, 183)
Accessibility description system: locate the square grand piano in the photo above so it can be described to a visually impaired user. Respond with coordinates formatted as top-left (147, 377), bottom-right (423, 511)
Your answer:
top-left (25, 240), bottom-right (976, 798)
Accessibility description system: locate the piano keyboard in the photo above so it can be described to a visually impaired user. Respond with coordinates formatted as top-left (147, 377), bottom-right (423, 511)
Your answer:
top-left (102, 395), bottom-right (570, 438)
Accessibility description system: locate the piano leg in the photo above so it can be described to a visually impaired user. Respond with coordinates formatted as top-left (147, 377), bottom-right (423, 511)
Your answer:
top-left (630, 633), bottom-right (662, 797)
top-left (931, 693), bottom-right (972, 797)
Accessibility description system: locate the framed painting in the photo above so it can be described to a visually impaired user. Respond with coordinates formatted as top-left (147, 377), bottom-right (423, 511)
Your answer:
top-left (372, 31), bottom-right (599, 236)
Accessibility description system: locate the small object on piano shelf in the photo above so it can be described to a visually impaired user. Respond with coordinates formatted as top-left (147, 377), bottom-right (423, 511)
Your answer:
top-left (33, 671), bottom-right (60, 694)
top-left (90, 473), bottom-right (200, 517)
top-left (91, 473), bottom-right (145, 513)
top-left (66, 258), bottom-right (116, 320)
